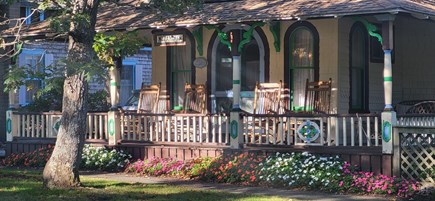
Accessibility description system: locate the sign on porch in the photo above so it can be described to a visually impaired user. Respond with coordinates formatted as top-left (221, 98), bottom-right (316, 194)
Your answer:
top-left (154, 33), bottom-right (185, 46)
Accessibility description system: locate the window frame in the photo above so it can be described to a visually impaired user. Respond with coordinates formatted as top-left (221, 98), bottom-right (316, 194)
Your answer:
top-left (284, 21), bottom-right (320, 111)
top-left (18, 49), bottom-right (46, 105)
top-left (349, 22), bottom-right (370, 113)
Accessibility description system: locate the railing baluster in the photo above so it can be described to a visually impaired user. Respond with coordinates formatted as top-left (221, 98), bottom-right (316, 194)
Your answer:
top-left (279, 116), bottom-right (284, 145)
top-left (193, 116), bottom-right (197, 143)
top-left (265, 117), bottom-right (269, 144)
top-left (218, 115), bottom-right (222, 143)
top-left (327, 117), bottom-right (331, 146)
top-left (199, 116), bottom-right (203, 143)
top-left (351, 117), bottom-right (355, 146)
top-left (375, 116), bottom-right (379, 146)
top-left (211, 116), bottom-right (216, 143)
top-left (205, 116), bottom-right (209, 143)
top-left (225, 115), bottom-right (230, 144)
top-left (187, 116), bottom-right (191, 142)
top-left (333, 117), bottom-right (340, 146)
top-left (366, 117), bottom-right (371, 146)
top-left (343, 117), bottom-right (347, 146)
top-left (286, 118), bottom-right (291, 145)
top-left (358, 117), bottom-right (363, 147)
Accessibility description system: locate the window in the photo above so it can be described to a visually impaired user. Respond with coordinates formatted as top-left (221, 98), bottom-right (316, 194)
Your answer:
top-left (210, 26), bottom-right (267, 113)
top-left (349, 22), bottom-right (369, 113)
top-left (284, 22), bottom-right (319, 111)
top-left (20, 6), bottom-right (44, 24)
top-left (120, 61), bottom-right (136, 106)
top-left (17, 49), bottom-right (52, 105)
top-left (167, 31), bottom-right (194, 108)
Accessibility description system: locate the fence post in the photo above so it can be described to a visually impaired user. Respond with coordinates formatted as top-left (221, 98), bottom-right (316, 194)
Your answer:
top-left (392, 127), bottom-right (401, 177)
top-left (381, 111), bottom-right (397, 176)
top-left (230, 111), bottom-right (243, 149)
top-left (6, 109), bottom-right (14, 141)
top-left (108, 110), bottom-right (121, 145)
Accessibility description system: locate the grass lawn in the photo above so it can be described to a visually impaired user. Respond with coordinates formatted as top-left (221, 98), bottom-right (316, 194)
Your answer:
top-left (0, 168), bottom-right (288, 201)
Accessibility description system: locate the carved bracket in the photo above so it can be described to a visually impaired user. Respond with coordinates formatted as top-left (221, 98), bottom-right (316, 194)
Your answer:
top-left (192, 27), bottom-right (203, 56)
top-left (205, 25), bottom-right (232, 51)
top-left (352, 16), bottom-right (383, 45)
top-left (268, 21), bottom-right (280, 52)
top-left (238, 22), bottom-right (265, 53)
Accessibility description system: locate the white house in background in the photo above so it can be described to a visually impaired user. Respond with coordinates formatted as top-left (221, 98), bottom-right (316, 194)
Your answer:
top-left (15, 42), bottom-right (152, 107)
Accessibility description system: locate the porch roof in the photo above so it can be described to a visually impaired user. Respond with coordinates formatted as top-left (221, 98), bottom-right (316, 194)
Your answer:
top-left (5, 0), bottom-right (435, 37)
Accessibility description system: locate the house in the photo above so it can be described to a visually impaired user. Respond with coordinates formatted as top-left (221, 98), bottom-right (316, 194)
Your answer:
top-left (1, 1), bottom-right (153, 111)
top-left (2, 0), bottom-right (434, 183)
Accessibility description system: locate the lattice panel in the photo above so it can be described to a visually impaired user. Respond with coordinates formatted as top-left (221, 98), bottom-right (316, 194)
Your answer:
top-left (400, 133), bottom-right (435, 184)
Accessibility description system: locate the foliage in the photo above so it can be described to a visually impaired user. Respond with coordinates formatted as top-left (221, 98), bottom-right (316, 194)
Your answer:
top-left (125, 157), bottom-right (186, 176)
top-left (80, 144), bottom-right (132, 172)
top-left (2, 145), bottom-right (54, 167)
top-left (125, 152), bottom-right (422, 198)
top-left (87, 90), bottom-right (111, 111)
top-left (2, 145), bottom-right (131, 172)
top-left (259, 152), bottom-right (344, 191)
top-left (93, 31), bottom-right (147, 68)
top-left (197, 153), bottom-right (263, 184)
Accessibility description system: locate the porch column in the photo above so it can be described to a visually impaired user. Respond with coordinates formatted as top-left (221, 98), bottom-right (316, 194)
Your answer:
top-left (230, 55), bottom-right (244, 148)
top-left (107, 110), bottom-right (121, 145)
top-left (6, 69), bottom-right (19, 141)
top-left (376, 15), bottom-right (396, 156)
top-left (109, 67), bottom-right (120, 110)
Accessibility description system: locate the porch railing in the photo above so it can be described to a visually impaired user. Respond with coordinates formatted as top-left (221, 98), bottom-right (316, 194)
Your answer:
top-left (11, 111), bottom-right (108, 140)
top-left (120, 112), bottom-right (230, 144)
top-left (242, 113), bottom-right (381, 147)
top-left (397, 114), bottom-right (435, 127)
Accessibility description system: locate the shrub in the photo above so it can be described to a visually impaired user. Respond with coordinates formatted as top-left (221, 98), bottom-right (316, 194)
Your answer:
top-left (2, 145), bottom-right (54, 167)
top-left (81, 144), bottom-right (131, 172)
top-left (2, 144), bottom-right (131, 172)
top-left (125, 157), bottom-right (186, 176)
top-left (197, 152), bottom-right (264, 184)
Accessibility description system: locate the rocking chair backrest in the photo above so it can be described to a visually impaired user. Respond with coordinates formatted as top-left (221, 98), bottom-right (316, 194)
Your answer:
top-left (137, 84), bottom-right (160, 113)
top-left (253, 81), bottom-right (283, 114)
top-left (184, 83), bottom-right (207, 114)
top-left (304, 78), bottom-right (332, 114)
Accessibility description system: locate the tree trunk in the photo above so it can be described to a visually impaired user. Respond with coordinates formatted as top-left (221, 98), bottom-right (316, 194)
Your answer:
top-left (43, 73), bottom-right (88, 188)
top-left (43, 0), bottom-right (99, 189)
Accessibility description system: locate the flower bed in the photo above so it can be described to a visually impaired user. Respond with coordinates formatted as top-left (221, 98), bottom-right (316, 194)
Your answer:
top-left (2, 144), bottom-right (131, 172)
top-left (125, 152), bottom-right (420, 198)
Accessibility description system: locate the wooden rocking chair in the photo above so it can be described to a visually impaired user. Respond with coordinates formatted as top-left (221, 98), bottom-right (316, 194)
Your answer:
top-left (183, 83), bottom-right (207, 114)
top-left (247, 81), bottom-right (283, 144)
top-left (304, 78), bottom-right (332, 114)
top-left (253, 81), bottom-right (283, 115)
top-left (137, 83), bottom-right (161, 113)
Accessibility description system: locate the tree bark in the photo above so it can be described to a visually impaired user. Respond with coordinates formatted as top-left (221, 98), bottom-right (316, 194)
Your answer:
top-left (43, 73), bottom-right (88, 188)
top-left (43, 0), bottom-right (99, 189)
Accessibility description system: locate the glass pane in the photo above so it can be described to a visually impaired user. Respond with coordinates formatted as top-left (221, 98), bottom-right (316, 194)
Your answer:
top-left (120, 65), bottom-right (134, 105)
top-left (169, 37), bottom-right (192, 107)
top-left (216, 43), bottom-right (233, 91)
top-left (351, 69), bottom-right (364, 109)
top-left (350, 25), bottom-right (367, 110)
top-left (291, 28), bottom-right (313, 68)
top-left (25, 80), bottom-right (41, 103)
top-left (292, 69), bottom-right (314, 109)
top-left (241, 41), bottom-right (260, 91)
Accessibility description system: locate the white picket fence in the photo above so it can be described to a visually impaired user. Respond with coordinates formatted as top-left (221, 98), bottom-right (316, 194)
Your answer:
top-left (11, 111), bottom-right (108, 140)
top-left (120, 112), bottom-right (230, 144)
top-left (242, 113), bottom-right (381, 147)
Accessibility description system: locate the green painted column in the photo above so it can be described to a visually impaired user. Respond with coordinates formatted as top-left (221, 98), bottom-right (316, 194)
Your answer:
top-left (109, 67), bottom-right (120, 110)
top-left (383, 50), bottom-right (393, 111)
top-left (230, 55), bottom-right (243, 149)
top-left (107, 110), bottom-right (121, 146)
top-left (6, 110), bottom-right (13, 141)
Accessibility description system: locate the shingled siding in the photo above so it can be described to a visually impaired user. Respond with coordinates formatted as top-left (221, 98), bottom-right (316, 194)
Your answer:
top-left (19, 40), bottom-right (152, 95)
top-left (0, 48), bottom-right (10, 142)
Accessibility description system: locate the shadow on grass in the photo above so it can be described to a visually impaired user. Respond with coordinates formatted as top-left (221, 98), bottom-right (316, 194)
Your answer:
top-left (0, 169), bottom-right (286, 201)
